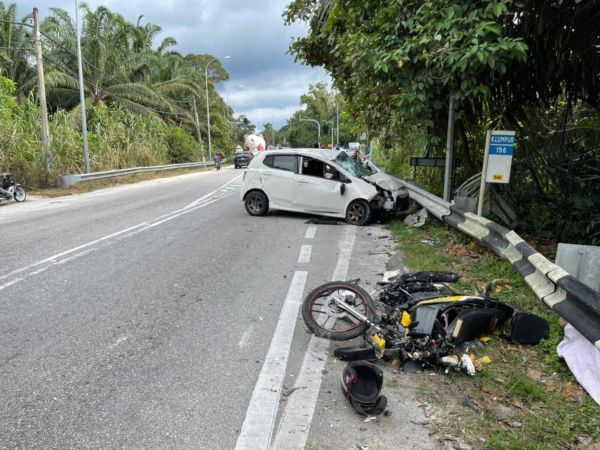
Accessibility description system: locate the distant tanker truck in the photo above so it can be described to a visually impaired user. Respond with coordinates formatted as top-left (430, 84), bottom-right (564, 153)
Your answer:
top-left (244, 134), bottom-right (267, 152)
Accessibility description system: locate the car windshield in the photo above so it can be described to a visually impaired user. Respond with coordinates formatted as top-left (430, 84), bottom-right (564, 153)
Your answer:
top-left (331, 152), bottom-right (373, 178)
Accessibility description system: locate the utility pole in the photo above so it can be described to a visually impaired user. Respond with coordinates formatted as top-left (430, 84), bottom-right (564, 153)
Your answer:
top-left (33, 8), bottom-right (51, 172)
top-left (443, 96), bottom-right (456, 202)
top-left (331, 126), bottom-right (334, 148)
top-left (205, 56), bottom-right (230, 161)
top-left (75, 0), bottom-right (90, 173)
top-left (191, 96), bottom-right (205, 162)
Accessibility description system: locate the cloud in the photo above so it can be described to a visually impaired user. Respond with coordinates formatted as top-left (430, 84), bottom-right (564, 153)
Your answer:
top-left (15, 0), bottom-right (329, 128)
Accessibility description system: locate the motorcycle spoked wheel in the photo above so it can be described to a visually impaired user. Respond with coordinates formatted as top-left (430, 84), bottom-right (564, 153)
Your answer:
top-left (14, 186), bottom-right (26, 202)
top-left (301, 281), bottom-right (376, 341)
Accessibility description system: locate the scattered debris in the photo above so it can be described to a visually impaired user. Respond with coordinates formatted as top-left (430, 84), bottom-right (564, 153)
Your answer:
top-left (558, 323), bottom-right (600, 406)
top-left (562, 382), bottom-right (585, 403)
top-left (404, 207), bottom-right (428, 228)
top-left (445, 242), bottom-right (482, 259)
top-left (282, 386), bottom-right (307, 397)
top-left (421, 239), bottom-right (436, 246)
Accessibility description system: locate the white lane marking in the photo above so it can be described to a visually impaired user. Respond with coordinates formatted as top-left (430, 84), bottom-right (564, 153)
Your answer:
top-left (238, 325), bottom-right (254, 349)
top-left (182, 175), bottom-right (241, 210)
top-left (304, 225), bottom-right (317, 239)
top-left (0, 171), bottom-right (239, 220)
top-left (271, 226), bottom-right (357, 450)
top-left (235, 271), bottom-right (308, 450)
top-left (297, 245), bottom-right (312, 264)
top-left (0, 178), bottom-right (240, 292)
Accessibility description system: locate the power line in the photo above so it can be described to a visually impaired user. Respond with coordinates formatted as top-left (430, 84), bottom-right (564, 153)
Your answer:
top-left (0, 19), bottom-right (33, 29)
top-left (0, 46), bottom-right (34, 52)
top-left (3, 18), bottom-right (194, 117)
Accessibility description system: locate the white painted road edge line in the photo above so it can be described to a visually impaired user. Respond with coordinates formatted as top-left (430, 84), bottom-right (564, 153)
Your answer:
top-left (0, 177), bottom-right (240, 291)
top-left (235, 271), bottom-right (308, 450)
top-left (304, 225), bottom-right (317, 239)
top-left (271, 226), bottom-right (357, 450)
top-left (297, 245), bottom-right (312, 263)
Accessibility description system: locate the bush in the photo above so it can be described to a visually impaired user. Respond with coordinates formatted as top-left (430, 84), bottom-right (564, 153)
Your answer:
top-left (164, 126), bottom-right (200, 163)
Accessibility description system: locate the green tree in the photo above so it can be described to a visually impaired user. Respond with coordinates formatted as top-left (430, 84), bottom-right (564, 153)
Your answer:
top-left (29, 5), bottom-right (203, 117)
top-left (0, 2), bottom-right (33, 89)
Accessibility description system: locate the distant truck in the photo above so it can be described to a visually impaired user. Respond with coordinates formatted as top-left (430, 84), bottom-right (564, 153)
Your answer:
top-left (244, 134), bottom-right (267, 153)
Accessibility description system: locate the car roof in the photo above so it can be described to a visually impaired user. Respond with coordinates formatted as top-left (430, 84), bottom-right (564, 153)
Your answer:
top-left (255, 148), bottom-right (341, 160)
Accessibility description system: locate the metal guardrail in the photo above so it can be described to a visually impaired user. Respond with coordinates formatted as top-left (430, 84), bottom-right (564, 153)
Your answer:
top-left (397, 178), bottom-right (600, 351)
top-left (59, 158), bottom-right (232, 188)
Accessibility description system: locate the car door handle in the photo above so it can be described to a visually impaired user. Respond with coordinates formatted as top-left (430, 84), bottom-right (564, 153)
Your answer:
top-left (262, 171), bottom-right (272, 176)
top-left (297, 178), bottom-right (309, 184)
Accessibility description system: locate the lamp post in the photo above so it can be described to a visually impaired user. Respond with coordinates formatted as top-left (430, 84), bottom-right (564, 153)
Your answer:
top-left (299, 117), bottom-right (321, 148)
top-left (335, 97), bottom-right (340, 146)
top-left (226, 84), bottom-right (244, 115)
top-left (75, 0), bottom-right (90, 173)
top-left (205, 56), bottom-right (230, 160)
top-left (266, 112), bottom-right (275, 147)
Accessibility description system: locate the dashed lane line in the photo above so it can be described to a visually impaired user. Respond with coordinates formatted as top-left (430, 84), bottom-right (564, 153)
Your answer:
top-left (271, 225), bottom-right (357, 450)
top-left (297, 245), bottom-right (313, 263)
top-left (235, 271), bottom-right (308, 450)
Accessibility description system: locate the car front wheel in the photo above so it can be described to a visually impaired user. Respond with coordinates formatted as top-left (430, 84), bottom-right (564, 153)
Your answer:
top-left (245, 191), bottom-right (269, 216)
top-left (345, 200), bottom-right (371, 226)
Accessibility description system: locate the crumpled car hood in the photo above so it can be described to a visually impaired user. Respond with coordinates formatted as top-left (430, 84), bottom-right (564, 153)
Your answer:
top-left (364, 171), bottom-right (405, 192)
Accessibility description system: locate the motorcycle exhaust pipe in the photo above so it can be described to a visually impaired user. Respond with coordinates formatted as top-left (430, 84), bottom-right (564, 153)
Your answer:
top-left (334, 343), bottom-right (378, 362)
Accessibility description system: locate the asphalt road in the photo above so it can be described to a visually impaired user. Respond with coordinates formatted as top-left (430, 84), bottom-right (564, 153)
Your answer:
top-left (0, 168), bottom-right (358, 450)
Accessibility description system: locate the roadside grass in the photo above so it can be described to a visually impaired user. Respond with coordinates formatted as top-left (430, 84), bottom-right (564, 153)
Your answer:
top-left (387, 217), bottom-right (600, 450)
top-left (26, 164), bottom-right (230, 198)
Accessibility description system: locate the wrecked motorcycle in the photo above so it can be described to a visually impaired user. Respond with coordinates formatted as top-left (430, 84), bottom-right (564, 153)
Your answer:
top-left (301, 271), bottom-right (514, 374)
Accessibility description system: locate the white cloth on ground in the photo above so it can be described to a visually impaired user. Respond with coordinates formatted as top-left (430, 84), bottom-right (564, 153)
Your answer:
top-left (557, 323), bottom-right (600, 406)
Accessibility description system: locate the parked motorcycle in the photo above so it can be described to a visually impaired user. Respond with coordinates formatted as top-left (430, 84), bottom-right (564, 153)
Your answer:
top-left (0, 173), bottom-right (26, 204)
top-left (301, 271), bottom-right (514, 374)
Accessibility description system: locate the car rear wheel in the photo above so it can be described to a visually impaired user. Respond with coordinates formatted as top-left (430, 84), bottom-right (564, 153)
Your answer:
top-left (245, 191), bottom-right (269, 216)
top-left (346, 200), bottom-right (371, 226)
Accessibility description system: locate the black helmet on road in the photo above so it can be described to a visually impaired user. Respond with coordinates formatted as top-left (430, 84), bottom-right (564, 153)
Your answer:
top-left (340, 361), bottom-right (387, 415)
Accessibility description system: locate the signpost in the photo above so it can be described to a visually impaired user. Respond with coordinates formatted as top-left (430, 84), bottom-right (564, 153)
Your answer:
top-left (477, 130), bottom-right (516, 216)
top-left (349, 142), bottom-right (360, 149)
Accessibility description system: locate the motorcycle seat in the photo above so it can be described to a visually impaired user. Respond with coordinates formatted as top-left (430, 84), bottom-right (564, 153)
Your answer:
top-left (405, 271), bottom-right (460, 284)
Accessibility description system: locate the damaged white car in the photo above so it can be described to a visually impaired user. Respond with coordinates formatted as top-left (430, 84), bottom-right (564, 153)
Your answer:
top-left (239, 149), bottom-right (409, 225)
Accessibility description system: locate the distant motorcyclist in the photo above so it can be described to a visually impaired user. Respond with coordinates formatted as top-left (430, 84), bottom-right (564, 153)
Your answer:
top-left (0, 174), bottom-right (12, 199)
top-left (0, 187), bottom-right (11, 199)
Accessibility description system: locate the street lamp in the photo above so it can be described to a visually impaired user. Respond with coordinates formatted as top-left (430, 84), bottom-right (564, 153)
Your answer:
top-left (299, 117), bottom-right (321, 148)
top-left (75, 0), bottom-right (90, 173)
top-left (280, 104), bottom-right (293, 127)
top-left (205, 55), bottom-right (230, 160)
top-left (335, 97), bottom-right (340, 146)
top-left (266, 111), bottom-right (275, 147)
top-left (226, 84), bottom-right (244, 115)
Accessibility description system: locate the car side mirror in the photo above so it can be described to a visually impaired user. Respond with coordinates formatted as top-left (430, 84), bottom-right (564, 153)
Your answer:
top-left (340, 183), bottom-right (346, 196)
top-left (339, 173), bottom-right (350, 183)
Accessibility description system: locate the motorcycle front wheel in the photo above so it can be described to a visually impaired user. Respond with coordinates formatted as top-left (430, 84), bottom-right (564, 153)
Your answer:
top-left (301, 281), bottom-right (376, 341)
top-left (14, 186), bottom-right (26, 202)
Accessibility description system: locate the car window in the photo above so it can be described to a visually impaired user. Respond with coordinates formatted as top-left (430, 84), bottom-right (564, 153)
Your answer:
top-left (264, 155), bottom-right (295, 172)
top-left (331, 151), bottom-right (373, 177)
top-left (301, 157), bottom-right (339, 181)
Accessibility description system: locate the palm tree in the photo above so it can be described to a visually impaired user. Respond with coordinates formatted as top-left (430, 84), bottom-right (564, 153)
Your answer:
top-left (0, 1), bottom-right (34, 88)
top-left (21, 4), bottom-right (203, 118)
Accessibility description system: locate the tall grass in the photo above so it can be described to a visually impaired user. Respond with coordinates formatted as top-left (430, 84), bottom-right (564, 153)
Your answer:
top-left (1, 76), bottom-right (199, 188)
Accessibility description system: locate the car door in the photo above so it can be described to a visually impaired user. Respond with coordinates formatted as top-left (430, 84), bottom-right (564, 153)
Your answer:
top-left (260, 154), bottom-right (297, 208)
top-left (293, 157), bottom-right (346, 213)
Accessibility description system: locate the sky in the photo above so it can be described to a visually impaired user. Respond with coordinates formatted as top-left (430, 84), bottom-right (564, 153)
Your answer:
top-left (15, 0), bottom-right (330, 129)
